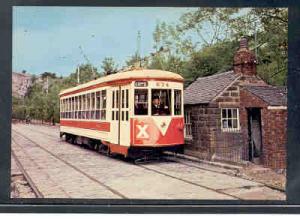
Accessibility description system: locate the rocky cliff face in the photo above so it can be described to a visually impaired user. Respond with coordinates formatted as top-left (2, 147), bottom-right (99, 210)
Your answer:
top-left (12, 72), bottom-right (33, 98)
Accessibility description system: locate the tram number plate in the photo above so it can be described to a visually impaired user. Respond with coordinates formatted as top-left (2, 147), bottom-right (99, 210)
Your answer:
top-left (156, 82), bottom-right (169, 87)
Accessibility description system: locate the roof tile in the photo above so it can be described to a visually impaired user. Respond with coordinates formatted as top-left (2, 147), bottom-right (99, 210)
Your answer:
top-left (184, 71), bottom-right (240, 104)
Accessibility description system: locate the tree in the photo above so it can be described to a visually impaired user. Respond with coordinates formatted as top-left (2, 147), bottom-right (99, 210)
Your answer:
top-left (150, 8), bottom-right (287, 86)
top-left (125, 52), bottom-right (141, 67)
top-left (64, 63), bottom-right (100, 86)
top-left (41, 72), bottom-right (57, 79)
top-left (101, 57), bottom-right (118, 75)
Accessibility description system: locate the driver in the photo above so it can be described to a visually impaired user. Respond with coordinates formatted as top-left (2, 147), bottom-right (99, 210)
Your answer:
top-left (152, 95), bottom-right (169, 115)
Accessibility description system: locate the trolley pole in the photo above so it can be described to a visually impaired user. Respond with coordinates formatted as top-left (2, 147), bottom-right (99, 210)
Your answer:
top-left (77, 65), bottom-right (80, 84)
top-left (137, 31), bottom-right (141, 67)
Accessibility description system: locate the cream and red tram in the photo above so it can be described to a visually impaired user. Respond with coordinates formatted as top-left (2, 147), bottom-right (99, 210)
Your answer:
top-left (59, 69), bottom-right (184, 158)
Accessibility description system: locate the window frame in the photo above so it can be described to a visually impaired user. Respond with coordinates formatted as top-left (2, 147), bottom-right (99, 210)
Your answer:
top-left (134, 88), bottom-right (149, 116)
top-left (221, 108), bottom-right (240, 132)
top-left (174, 89), bottom-right (182, 116)
top-left (184, 110), bottom-right (193, 139)
top-left (151, 88), bottom-right (172, 116)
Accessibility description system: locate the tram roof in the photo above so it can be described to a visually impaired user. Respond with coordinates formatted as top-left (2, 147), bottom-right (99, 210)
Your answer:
top-left (59, 69), bottom-right (184, 96)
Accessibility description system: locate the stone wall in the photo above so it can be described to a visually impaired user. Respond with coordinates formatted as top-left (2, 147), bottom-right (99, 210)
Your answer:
top-left (240, 89), bottom-right (287, 169)
top-left (261, 109), bottom-right (287, 169)
top-left (185, 81), bottom-right (245, 163)
top-left (184, 104), bottom-right (216, 160)
top-left (184, 81), bottom-right (287, 169)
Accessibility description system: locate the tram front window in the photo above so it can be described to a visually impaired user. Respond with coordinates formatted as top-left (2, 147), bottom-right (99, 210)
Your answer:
top-left (151, 89), bottom-right (171, 116)
top-left (134, 89), bottom-right (148, 115)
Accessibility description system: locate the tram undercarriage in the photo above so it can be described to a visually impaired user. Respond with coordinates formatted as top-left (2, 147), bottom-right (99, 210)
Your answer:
top-left (60, 132), bottom-right (184, 163)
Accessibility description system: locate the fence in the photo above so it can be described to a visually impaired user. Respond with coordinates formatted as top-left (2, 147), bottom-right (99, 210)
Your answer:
top-left (213, 145), bottom-right (245, 164)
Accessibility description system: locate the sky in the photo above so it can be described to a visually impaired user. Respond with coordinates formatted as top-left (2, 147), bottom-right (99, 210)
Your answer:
top-left (13, 6), bottom-right (197, 76)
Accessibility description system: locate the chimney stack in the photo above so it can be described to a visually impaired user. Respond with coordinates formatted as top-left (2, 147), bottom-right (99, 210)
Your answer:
top-left (233, 37), bottom-right (257, 76)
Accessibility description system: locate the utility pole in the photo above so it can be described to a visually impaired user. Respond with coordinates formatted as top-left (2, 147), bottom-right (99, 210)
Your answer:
top-left (77, 65), bottom-right (80, 84)
top-left (137, 31), bottom-right (141, 67)
top-left (79, 45), bottom-right (95, 79)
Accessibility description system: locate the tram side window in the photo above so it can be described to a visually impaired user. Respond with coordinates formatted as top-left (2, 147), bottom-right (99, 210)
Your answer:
top-left (87, 93), bottom-right (91, 119)
top-left (75, 96), bottom-right (79, 119)
top-left (67, 98), bottom-right (70, 119)
top-left (82, 94), bottom-right (86, 119)
top-left (126, 89), bottom-right (129, 108)
top-left (78, 95), bottom-right (81, 119)
top-left (66, 98), bottom-right (69, 118)
top-left (116, 90), bottom-right (119, 108)
top-left (68, 98), bottom-right (71, 119)
top-left (121, 90), bottom-right (125, 108)
top-left (90, 92), bottom-right (95, 119)
top-left (96, 91), bottom-right (101, 119)
top-left (69, 98), bottom-right (72, 119)
top-left (71, 97), bottom-right (74, 118)
top-left (65, 99), bottom-right (67, 118)
top-left (64, 99), bottom-right (68, 119)
top-left (112, 91), bottom-right (115, 120)
top-left (100, 90), bottom-right (106, 120)
top-left (174, 90), bottom-right (182, 115)
top-left (134, 89), bottom-right (148, 115)
top-left (151, 89), bottom-right (171, 116)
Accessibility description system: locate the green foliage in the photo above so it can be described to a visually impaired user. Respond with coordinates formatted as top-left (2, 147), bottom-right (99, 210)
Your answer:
top-left (12, 96), bottom-right (26, 120)
top-left (183, 40), bottom-right (238, 83)
top-left (12, 63), bottom-right (102, 123)
top-left (101, 57), bottom-right (118, 75)
top-left (12, 8), bottom-right (287, 124)
top-left (125, 52), bottom-right (141, 67)
top-left (148, 7), bottom-right (287, 86)
top-left (64, 63), bottom-right (101, 87)
top-left (41, 72), bottom-right (57, 79)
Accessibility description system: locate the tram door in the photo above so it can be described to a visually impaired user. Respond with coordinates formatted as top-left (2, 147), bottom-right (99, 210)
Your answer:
top-left (120, 86), bottom-right (130, 146)
top-left (111, 87), bottom-right (120, 145)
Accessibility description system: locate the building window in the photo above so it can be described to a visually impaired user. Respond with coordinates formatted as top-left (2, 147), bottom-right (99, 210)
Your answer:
top-left (184, 111), bottom-right (193, 139)
top-left (221, 108), bottom-right (240, 132)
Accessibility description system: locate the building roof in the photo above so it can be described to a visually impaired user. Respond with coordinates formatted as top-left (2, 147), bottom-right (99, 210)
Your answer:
top-left (244, 86), bottom-right (287, 106)
top-left (60, 69), bottom-right (184, 96)
top-left (184, 71), bottom-right (240, 105)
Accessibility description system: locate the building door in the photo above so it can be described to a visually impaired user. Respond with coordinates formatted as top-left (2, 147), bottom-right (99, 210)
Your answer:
top-left (247, 108), bottom-right (263, 163)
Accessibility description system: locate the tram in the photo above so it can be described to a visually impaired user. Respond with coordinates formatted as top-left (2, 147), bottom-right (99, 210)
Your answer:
top-left (59, 69), bottom-right (184, 159)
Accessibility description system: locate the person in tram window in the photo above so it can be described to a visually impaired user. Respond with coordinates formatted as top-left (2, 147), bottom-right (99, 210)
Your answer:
top-left (152, 95), bottom-right (169, 116)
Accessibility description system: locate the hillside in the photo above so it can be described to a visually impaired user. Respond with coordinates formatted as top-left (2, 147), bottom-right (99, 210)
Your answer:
top-left (12, 72), bottom-right (33, 98)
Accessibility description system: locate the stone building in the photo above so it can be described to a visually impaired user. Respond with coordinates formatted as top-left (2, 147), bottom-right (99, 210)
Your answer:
top-left (184, 38), bottom-right (287, 169)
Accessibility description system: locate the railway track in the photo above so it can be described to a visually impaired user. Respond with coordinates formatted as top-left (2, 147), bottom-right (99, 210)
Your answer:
top-left (19, 125), bottom-right (285, 192)
top-left (12, 128), bottom-right (241, 199)
top-left (135, 163), bottom-right (243, 200)
top-left (11, 149), bottom-right (43, 198)
top-left (161, 155), bottom-right (286, 193)
top-left (12, 129), bottom-right (128, 199)
top-left (12, 125), bottom-right (285, 199)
